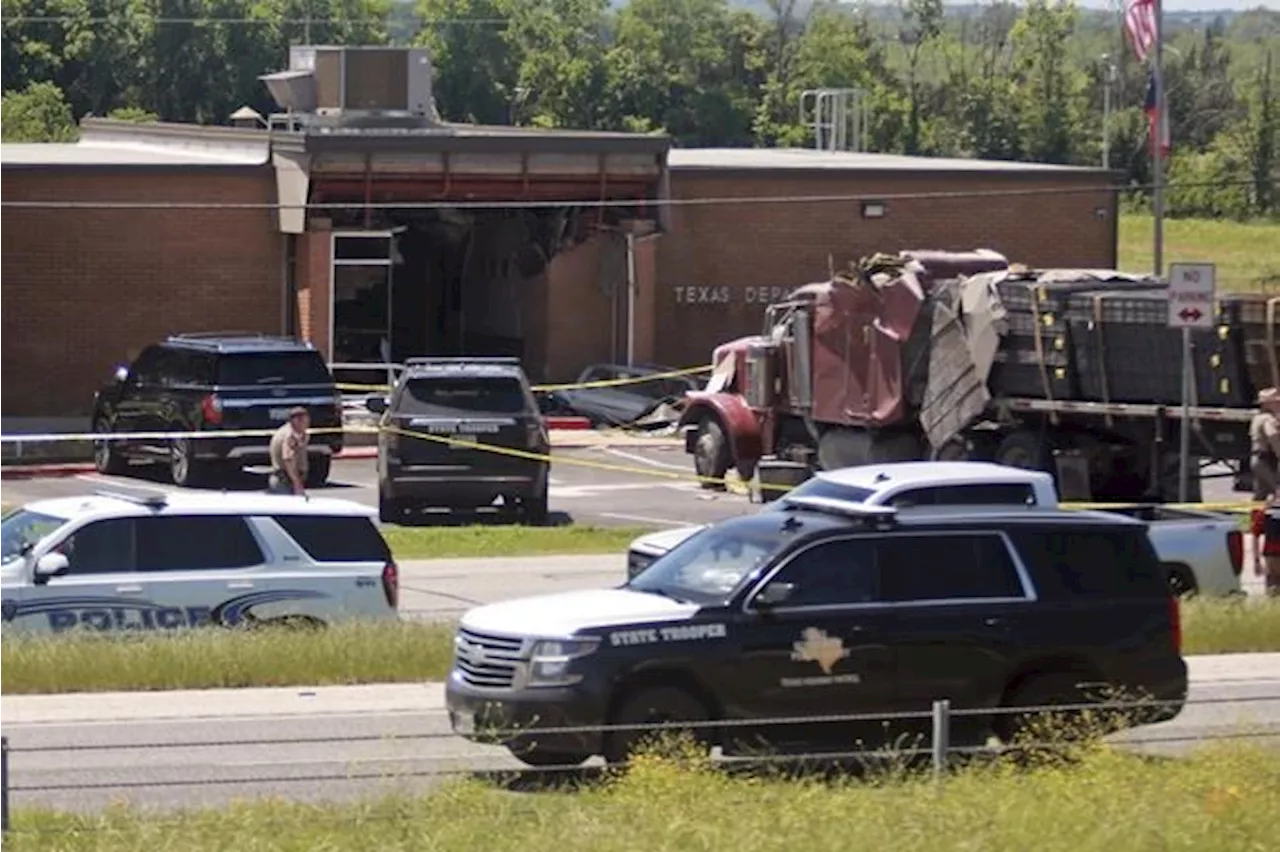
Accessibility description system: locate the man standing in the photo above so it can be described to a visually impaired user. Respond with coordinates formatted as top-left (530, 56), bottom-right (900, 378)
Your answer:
top-left (1249, 493), bottom-right (1280, 597)
top-left (268, 407), bottom-right (311, 495)
top-left (1249, 388), bottom-right (1280, 500)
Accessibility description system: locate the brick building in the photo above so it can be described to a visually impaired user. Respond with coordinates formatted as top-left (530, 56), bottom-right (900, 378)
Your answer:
top-left (1, 100), bottom-right (1118, 421)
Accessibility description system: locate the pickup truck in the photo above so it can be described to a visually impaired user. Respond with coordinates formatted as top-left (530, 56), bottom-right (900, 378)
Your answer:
top-left (626, 461), bottom-right (1245, 597)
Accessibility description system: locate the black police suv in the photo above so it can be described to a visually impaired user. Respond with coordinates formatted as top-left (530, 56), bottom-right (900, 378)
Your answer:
top-left (445, 498), bottom-right (1188, 767)
top-left (91, 334), bottom-right (343, 488)
top-left (369, 357), bottom-right (550, 524)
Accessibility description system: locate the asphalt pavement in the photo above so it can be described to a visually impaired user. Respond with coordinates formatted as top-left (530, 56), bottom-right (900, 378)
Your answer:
top-left (0, 445), bottom-right (751, 530)
top-left (5, 654), bottom-right (1278, 813)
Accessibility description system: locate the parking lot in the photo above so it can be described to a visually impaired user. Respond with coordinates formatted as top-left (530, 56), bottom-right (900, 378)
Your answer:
top-left (0, 444), bottom-right (754, 530)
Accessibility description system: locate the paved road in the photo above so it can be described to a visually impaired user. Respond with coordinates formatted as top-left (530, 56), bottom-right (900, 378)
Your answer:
top-left (5, 654), bottom-right (1278, 813)
top-left (397, 554), bottom-right (625, 620)
top-left (0, 446), bottom-right (751, 530)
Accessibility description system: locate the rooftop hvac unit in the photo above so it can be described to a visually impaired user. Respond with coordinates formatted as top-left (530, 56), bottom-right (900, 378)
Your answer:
top-left (260, 46), bottom-right (442, 126)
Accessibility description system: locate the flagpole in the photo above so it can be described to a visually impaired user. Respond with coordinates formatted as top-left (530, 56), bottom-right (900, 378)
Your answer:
top-left (1150, 0), bottom-right (1188, 501)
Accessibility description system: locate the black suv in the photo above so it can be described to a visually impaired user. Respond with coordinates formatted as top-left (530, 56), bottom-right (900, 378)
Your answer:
top-left (91, 334), bottom-right (343, 488)
top-left (445, 498), bottom-right (1187, 767)
top-left (369, 357), bottom-right (550, 524)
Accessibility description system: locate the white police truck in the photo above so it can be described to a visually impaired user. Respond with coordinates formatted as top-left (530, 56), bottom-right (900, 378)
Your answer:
top-left (1, 490), bottom-right (399, 633)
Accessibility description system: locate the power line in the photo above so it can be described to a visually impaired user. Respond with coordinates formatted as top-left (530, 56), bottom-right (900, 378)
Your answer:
top-left (0, 177), bottom-right (1270, 211)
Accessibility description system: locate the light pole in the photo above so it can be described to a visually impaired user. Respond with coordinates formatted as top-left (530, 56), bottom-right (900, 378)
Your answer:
top-left (1101, 53), bottom-right (1118, 170)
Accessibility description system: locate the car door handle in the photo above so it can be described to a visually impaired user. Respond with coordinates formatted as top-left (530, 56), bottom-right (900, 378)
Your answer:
top-left (984, 617), bottom-right (1004, 627)
top-left (227, 582), bottom-right (254, 590)
top-left (115, 585), bottom-right (144, 594)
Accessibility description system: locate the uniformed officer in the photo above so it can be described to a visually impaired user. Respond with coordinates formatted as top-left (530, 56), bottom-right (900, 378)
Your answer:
top-left (268, 406), bottom-right (310, 495)
top-left (1248, 387), bottom-right (1280, 500)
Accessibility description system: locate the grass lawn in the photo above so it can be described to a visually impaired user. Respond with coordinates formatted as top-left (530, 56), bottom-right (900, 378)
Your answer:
top-left (1118, 214), bottom-right (1280, 292)
top-left (8, 743), bottom-right (1279, 851)
top-left (381, 523), bottom-right (652, 559)
top-left (2, 598), bottom-right (1277, 695)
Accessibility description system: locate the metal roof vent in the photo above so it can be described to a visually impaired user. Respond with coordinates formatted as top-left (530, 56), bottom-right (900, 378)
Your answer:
top-left (260, 45), bottom-right (443, 129)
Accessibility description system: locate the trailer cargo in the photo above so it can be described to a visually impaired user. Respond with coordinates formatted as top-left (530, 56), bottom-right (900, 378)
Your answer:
top-left (676, 251), bottom-right (1279, 503)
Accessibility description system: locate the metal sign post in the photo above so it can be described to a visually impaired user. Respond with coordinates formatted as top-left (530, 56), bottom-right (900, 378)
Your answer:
top-left (1167, 263), bottom-right (1217, 502)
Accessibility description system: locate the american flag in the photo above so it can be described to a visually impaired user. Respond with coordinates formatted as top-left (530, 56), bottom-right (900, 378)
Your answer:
top-left (1124, 0), bottom-right (1158, 63)
top-left (1144, 68), bottom-right (1171, 158)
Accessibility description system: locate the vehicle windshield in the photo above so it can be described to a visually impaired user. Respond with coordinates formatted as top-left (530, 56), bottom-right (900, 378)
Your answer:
top-left (399, 378), bottom-right (529, 416)
top-left (627, 523), bottom-right (790, 605)
top-left (1, 509), bottom-right (65, 566)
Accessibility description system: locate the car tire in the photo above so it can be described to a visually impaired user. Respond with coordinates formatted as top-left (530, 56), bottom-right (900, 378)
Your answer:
top-left (93, 418), bottom-right (127, 475)
top-left (522, 490), bottom-right (549, 526)
top-left (993, 672), bottom-right (1095, 747)
top-left (508, 746), bottom-right (590, 769)
top-left (379, 496), bottom-right (404, 524)
top-left (170, 439), bottom-right (205, 488)
top-left (693, 418), bottom-right (730, 490)
top-left (306, 455), bottom-right (332, 489)
top-left (603, 685), bottom-right (713, 766)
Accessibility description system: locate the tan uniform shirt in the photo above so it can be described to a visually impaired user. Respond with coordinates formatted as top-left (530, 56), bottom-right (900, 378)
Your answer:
top-left (1249, 412), bottom-right (1280, 458)
top-left (269, 422), bottom-right (310, 481)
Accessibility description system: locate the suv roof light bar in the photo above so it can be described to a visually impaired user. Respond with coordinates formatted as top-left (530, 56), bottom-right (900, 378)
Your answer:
top-left (404, 357), bottom-right (521, 366)
top-left (169, 331), bottom-right (281, 340)
top-left (781, 496), bottom-right (898, 523)
top-left (93, 489), bottom-right (169, 510)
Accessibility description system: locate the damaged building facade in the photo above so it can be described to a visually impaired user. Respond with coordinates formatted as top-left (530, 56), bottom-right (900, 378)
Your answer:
top-left (1, 46), bottom-right (1121, 419)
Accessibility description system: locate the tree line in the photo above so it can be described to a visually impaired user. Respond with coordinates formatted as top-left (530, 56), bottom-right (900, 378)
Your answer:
top-left (2, 0), bottom-right (1277, 220)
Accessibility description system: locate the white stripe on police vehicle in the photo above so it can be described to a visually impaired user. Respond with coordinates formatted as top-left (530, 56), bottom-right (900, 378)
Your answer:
top-left (1, 589), bottom-right (329, 632)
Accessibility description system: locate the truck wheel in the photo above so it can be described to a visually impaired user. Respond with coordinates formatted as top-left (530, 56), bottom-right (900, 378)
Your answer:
top-left (1165, 562), bottom-right (1199, 598)
top-left (993, 430), bottom-right (1053, 472)
top-left (1154, 452), bottom-right (1203, 504)
top-left (936, 434), bottom-right (996, 462)
top-left (603, 686), bottom-right (713, 766)
top-left (817, 427), bottom-right (871, 470)
top-left (693, 418), bottom-right (731, 490)
top-left (522, 488), bottom-right (550, 526)
top-left (379, 496), bottom-right (405, 524)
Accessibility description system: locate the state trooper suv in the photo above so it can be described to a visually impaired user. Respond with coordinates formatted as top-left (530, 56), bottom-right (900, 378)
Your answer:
top-left (445, 498), bottom-right (1188, 767)
top-left (369, 358), bottom-right (550, 524)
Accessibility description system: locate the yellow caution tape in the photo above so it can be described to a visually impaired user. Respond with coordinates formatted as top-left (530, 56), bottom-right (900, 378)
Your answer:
top-left (335, 364), bottom-right (713, 395)
top-left (2, 421), bottom-right (1265, 514)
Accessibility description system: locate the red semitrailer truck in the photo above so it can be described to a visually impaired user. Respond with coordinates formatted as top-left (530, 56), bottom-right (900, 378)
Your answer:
top-left (675, 250), bottom-right (1274, 504)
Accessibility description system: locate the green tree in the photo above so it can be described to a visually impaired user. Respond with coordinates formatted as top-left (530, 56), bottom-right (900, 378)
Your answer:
top-left (503, 0), bottom-right (611, 129)
top-left (414, 0), bottom-right (517, 123)
top-left (897, 0), bottom-right (943, 154)
top-left (603, 0), bottom-right (766, 145)
top-left (1, 80), bottom-right (78, 141)
top-left (1009, 0), bottom-right (1086, 164)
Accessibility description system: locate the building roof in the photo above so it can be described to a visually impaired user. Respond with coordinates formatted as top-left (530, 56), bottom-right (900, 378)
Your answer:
top-left (1, 120), bottom-right (270, 168)
top-left (668, 147), bottom-right (1115, 176)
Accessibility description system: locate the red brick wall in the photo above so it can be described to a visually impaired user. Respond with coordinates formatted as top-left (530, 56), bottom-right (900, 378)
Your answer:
top-left (655, 169), bottom-right (1117, 371)
top-left (1, 168), bottom-right (282, 417)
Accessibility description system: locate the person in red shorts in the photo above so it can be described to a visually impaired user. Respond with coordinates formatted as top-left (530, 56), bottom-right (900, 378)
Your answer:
top-left (1249, 495), bottom-right (1280, 597)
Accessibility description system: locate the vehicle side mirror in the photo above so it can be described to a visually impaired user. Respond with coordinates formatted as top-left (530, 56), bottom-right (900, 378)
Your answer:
top-left (366, 396), bottom-right (388, 414)
top-left (755, 581), bottom-right (796, 608)
top-left (113, 365), bottom-right (130, 383)
top-left (33, 552), bottom-right (70, 585)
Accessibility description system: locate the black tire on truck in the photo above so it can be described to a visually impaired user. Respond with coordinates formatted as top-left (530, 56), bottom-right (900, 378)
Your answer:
top-left (993, 671), bottom-right (1097, 747)
top-left (817, 427), bottom-right (871, 470)
top-left (693, 417), bottom-right (731, 490)
top-left (508, 745), bottom-right (590, 769)
top-left (603, 685), bottom-right (713, 766)
top-left (993, 430), bottom-right (1055, 473)
top-left (170, 438), bottom-right (207, 488)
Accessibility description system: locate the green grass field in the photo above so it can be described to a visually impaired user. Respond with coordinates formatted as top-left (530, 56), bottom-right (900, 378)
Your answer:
top-left (2, 598), bottom-right (1276, 694)
top-left (8, 743), bottom-right (1279, 852)
top-left (381, 524), bottom-right (652, 559)
top-left (1118, 215), bottom-right (1280, 292)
